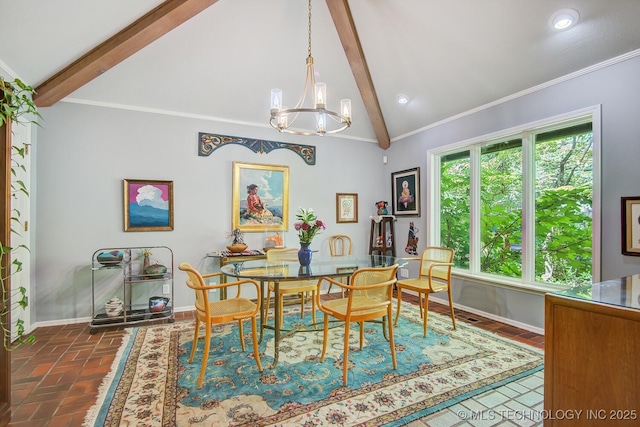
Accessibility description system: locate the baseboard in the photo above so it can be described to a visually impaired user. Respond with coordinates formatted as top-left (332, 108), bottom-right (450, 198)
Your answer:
top-left (428, 296), bottom-right (544, 336)
top-left (29, 301), bottom-right (543, 336)
top-left (29, 305), bottom-right (196, 330)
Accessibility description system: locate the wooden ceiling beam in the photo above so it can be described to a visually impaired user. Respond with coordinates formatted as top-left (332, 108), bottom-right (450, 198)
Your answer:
top-left (326, 0), bottom-right (390, 149)
top-left (33, 0), bottom-right (220, 107)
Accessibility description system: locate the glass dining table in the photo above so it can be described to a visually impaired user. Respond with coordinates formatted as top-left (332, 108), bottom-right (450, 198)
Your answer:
top-left (221, 254), bottom-right (406, 368)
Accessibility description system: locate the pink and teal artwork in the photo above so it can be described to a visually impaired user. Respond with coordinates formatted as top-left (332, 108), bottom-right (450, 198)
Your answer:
top-left (124, 179), bottom-right (174, 232)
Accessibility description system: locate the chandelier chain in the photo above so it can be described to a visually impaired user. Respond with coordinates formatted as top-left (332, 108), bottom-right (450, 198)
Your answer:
top-left (307, 0), bottom-right (312, 59)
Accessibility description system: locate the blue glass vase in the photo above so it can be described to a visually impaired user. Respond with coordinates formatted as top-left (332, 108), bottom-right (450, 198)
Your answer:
top-left (298, 242), bottom-right (312, 266)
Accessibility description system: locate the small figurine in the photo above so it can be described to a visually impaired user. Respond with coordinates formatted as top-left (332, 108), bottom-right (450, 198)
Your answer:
top-left (229, 228), bottom-right (245, 245)
top-left (405, 222), bottom-right (419, 255)
top-left (375, 201), bottom-right (388, 215)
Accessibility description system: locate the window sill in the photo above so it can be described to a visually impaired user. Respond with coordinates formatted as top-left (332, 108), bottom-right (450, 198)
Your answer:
top-left (452, 269), bottom-right (565, 295)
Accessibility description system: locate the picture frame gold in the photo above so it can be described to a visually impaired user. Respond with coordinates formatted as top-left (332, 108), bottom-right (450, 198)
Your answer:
top-left (232, 161), bottom-right (289, 232)
top-left (336, 193), bottom-right (358, 223)
top-left (621, 196), bottom-right (640, 256)
top-left (123, 179), bottom-right (174, 232)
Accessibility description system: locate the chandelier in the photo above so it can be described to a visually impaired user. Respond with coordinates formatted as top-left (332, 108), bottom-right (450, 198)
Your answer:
top-left (270, 0), bottom-right (352, 136)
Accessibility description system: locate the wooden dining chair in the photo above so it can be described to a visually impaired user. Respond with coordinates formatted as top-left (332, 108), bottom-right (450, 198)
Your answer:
top-left (394, 247), bottom-right (455, 336)
top-left (328, 234), bottom-right (353, 296)
top-left (265, 248), bottom-right (317, 327)
top-left (179, 262), bottom-right (262, 389)
top-left (329, 234), bottom-right (353, 257)
top-left (316, 264), bottom-right (398, 386)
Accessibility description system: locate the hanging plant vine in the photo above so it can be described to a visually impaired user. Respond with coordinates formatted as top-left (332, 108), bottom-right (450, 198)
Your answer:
top-left (0, 77), bottom-right (40, 349)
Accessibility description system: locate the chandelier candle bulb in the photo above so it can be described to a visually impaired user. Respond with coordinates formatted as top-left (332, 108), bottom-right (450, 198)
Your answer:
top-left (278, 106), bottom-right (288, 128)
top-left (270, 88), bottom-right (282, 111)
top-left (314, 82), bottom-right (326, 108)
top-left (316, 113), bottom-right (326, 134)
top-left (341, 99), bottom-right (351, 120)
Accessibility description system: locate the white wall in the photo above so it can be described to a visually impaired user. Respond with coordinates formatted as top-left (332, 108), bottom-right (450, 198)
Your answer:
top-left (34, 103), bottom-right (391, 321)
top-left (384, 53), bottom-right (640, 329)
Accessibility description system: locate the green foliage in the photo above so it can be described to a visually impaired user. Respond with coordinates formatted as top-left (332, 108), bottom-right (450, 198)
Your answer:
top-left (1, 242), bottom-right (32, 349)
top-left (479, 145), bottom-right (523, 278)
top-left (1, 77), bottom-right (38, 349)
top-left (0, 77), bottom-right (41, 127)
top-left (440, 156), bottom-right (470, 268)
top-left (440, 130), bottom-right (593, 287)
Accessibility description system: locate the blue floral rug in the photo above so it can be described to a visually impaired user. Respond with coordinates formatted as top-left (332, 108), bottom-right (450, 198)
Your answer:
top-left (84, 302), bottom-right (543, 426)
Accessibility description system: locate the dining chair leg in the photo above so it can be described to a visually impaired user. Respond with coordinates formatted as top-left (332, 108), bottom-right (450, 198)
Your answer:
top-left (387, 311), bottom-right (397, 370)
top-left (189, 321), bottom-right (200, 363)
top-left (422, 294), bottom-right (429, 337)
top-left (382, 315), bottom-right (389, 341)
top-left (394, 288), bottom-right (403, 325)
top-left (311, 291), bottom-right (317, 327)
top-left (198, 323), bottom-right (212, 389)
top-left (250, 316), bottom-right (263, 372)
top-left (298, 292), bottom-right (305, 319)
top-left (238, 319), bottom-right (246, 351)
top-left (320, 315), bottom-right (329, 362)
top-left (359, 321), bottom-right (364, 350)
top-left (448, 288), bottom-right (457, 329)
top-left (343, 321), bottom-right (351, 386)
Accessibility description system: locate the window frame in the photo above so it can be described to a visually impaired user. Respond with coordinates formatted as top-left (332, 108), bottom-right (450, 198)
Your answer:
top-left (427, 106), bottom-right (601, 292)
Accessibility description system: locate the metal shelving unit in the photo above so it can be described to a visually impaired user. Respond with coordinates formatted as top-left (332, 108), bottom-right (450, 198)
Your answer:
top-left (89, 246), bottom-right (174, 334)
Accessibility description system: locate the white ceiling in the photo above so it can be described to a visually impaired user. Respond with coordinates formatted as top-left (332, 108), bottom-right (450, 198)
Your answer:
top-left (2, 0), bottom-right (640, 146)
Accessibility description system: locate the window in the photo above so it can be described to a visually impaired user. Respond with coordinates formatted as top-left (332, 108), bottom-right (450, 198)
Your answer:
top-left (432, 110), bottom-right (599, 289)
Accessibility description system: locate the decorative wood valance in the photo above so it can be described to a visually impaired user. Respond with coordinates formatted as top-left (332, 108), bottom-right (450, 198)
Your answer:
top-left (198, 133), bottom-right (316, 165)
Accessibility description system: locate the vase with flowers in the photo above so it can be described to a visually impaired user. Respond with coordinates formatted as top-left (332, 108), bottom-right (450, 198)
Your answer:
top-left (294, 207), bottom-right (326, 266)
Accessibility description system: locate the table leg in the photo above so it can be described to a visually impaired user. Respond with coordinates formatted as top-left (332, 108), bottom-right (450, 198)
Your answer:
top-left (270, 279), bottom-right (281, 369)
top-left (259, 280), bottom-right (266, 344)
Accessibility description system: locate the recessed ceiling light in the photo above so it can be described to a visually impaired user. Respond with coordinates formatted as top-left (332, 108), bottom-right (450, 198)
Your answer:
top-left (397, 94), bottom-right (410, 105)
top-left (549, 8), bottom-right (579, 31)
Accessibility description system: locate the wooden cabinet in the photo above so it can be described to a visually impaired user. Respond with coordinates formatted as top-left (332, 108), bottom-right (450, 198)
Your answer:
top-left (369, 216), bottom-right (396, 256)
top-left (544, 279), bottom-right (640, 426)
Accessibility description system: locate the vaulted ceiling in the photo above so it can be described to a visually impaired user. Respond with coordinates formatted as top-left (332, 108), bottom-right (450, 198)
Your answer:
top-left (2, 0), bottom-right (640, 149)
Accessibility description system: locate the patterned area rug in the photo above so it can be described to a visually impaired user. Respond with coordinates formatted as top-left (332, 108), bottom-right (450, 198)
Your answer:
top-left (83, 303), bottom-right (543, 426)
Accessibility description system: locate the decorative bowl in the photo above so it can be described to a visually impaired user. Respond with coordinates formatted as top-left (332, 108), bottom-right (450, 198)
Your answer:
top-left (226, 244), bottom-right (248, 253)
top-left (105, 297), bottom-right (124, 317)
top-left (144, 264), bottom-right (167, 279)
top-left (97, 251), bottom-right (124, 266)
top-left (149, 296), bottom-right (170, 313)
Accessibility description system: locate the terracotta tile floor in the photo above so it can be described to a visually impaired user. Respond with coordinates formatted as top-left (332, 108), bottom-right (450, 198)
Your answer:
top-left (8, 297), bottom-right (543, 426)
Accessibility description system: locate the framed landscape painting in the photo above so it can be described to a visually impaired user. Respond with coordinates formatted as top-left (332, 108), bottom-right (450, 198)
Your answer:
top-left (232, 162), bottom-right (289, 232)
top-left (391, 167), bottom-right (420, 216)
top-left (124, 179), bottom-right (174, 232)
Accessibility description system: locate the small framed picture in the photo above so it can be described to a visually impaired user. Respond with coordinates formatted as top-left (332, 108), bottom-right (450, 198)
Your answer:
top-left (621, 196), bottom-right (640, 256)
top-left (391, 167), bottom-right (420, 216)
top-left (124, 179), bottom-right (174, 232)
top-left (336, 193), bottom-right (358, 223)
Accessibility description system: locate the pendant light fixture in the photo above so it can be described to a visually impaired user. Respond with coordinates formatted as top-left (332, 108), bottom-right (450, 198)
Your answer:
top-left (270, 0), bottom-right (352, 136)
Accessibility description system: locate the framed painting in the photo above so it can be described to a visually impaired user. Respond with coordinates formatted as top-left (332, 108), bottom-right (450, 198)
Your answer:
top-left (391, 167), bottom-right (420, 216)
top-left (123, 179), bottom-right (174, 232)
top-left (233, 162), bottom-right (289, 232)
top-left (336, 193), bottom-right (358, 223)
top-left (621, 196), bottom-right (640, 256)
